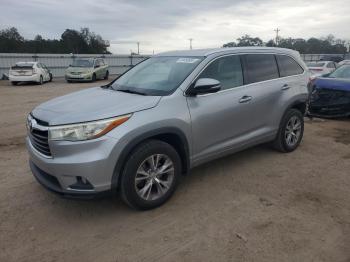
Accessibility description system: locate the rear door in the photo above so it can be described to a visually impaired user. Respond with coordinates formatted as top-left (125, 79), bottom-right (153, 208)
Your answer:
top-left (40, 63), bottom-right (50, 81)
top-left (240, 54), bottom-right (285, 133)
top-left (275, 54), bottom-right (306, 116)
top-left (99, 59), bottom-right (107, 78)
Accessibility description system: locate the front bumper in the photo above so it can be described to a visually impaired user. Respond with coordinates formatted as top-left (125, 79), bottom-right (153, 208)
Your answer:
top-left (30, 161), bottom-right (110, 199)
top-left (26, 135), bottom-right (123, 198)
top-left (9, 74), bottom-right (39, 82)
top-left (65, 73), bottom-right (92, 82)
top-left (308, 88), bottom-right (350, 118)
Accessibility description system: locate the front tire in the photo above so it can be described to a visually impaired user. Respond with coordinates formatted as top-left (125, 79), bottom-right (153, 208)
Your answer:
top-left (120, 140), bottom-right (181, 210)
top-left (49, 73), bottom-right (53, 82)
top-left (273, 109), bottom-right (304, 153)
top-left (91, 73), bottom-right (96, 82)
top-left (104, 70), bottom-right (109, 80)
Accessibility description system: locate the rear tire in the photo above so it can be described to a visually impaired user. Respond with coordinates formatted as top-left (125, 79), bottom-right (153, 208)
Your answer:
top-left (273, 109), bottom-right (304, 153)
top-left (120, 140), bottom-right (181, 210)
top-left (92, 73), bottom-right (96, 82)
top-left (11, 81), bottom-right (18, 86)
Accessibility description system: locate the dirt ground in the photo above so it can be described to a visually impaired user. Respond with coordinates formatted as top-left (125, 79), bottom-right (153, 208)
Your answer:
top-left (0, 78), bottom-right (349, 262)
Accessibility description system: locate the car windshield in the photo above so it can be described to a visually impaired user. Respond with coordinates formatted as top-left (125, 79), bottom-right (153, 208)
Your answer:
top-left (328, 65), bottom-right (350, 79)
top-left (111, 56), bottom-right (203, 96)
top-left (307, 62), bottom-right (325, 67)
top-left (71, 59), bottom-right (93, 67)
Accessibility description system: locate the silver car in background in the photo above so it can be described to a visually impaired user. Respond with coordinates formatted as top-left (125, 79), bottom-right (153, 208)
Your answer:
top-left (26, 47), bottom-right (309, 210)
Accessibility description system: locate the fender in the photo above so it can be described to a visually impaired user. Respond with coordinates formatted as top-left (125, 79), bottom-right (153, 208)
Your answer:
top-left (277, 98), bottom-right (307, 130)
top-left (110, 127), bottom-right (190, 190)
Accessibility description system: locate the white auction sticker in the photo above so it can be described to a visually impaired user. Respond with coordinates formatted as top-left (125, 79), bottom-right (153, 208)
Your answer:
top-left (176, 58), bottom-right (199, 63)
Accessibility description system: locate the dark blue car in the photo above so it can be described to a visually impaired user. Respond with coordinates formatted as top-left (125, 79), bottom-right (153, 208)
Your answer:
top-left (308, 65), bottom-right (350, 118)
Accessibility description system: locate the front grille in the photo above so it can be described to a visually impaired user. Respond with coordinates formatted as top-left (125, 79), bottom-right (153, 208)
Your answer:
top-left (29, 117), bottom-right (51, 157)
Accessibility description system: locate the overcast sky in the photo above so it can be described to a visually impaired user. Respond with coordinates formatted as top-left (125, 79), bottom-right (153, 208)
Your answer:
top-left (1, 0), bottom-right (350, 54)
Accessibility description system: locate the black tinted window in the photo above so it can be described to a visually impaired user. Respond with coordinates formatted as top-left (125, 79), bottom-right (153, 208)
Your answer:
top-left (244, 54), bottom-right (279, 84)
top-left (276, 55), bottom-right (304, 77)
top-left (199, 55), bottom-right (243, 90)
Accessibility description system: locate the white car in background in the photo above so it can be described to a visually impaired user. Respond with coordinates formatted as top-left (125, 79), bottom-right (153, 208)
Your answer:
top-left (337, 60), bottom-right (350, 67)
top-left (306, 61), bottom-right (337, 78)
top-left (9, 62), bottom-right (52, 85)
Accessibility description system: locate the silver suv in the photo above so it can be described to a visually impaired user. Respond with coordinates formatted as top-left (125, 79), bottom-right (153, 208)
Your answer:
top-left (26, 47), bottom-right (309, 210)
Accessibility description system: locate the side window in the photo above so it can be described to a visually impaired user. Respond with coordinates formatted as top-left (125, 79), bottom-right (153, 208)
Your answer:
top-left (36, 63), bottom-right (42, 68)
top-left (100, 59), bottom-right (105, 66)
top-left (327, 62), bottom-right (335, 69)
top-left (244, 54), bottom-right (279, 84)
top-left (198, 55), bottom-right (243, 90)
top-left (276, 55), bottom-right (304, 77)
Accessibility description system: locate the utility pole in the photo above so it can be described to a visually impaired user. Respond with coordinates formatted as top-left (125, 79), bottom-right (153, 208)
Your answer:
top-left (188, 38), bottom-right (193, 50)
top-left (274, 28), bottom-right (280, 45)
top-left (137, 42), bottom-right (140, 55)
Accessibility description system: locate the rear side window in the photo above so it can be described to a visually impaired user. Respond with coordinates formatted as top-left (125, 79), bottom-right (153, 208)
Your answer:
top-left (243, 54), bottom-right (279, 84)
top-left (199, 55), bottom-right (243, 90)
top-left (276, 55), bottom-right (304, 77)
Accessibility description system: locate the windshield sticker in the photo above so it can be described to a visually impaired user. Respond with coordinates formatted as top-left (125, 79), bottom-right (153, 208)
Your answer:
top-left (176, 58), bottom-right (200, 63)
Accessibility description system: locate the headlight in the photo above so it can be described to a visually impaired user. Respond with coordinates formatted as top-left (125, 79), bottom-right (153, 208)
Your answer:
top-left (48, 114), bottom-right (131, 141)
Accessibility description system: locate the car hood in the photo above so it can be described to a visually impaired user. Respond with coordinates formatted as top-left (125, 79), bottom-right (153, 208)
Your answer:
top-left (32, 87), bottom-right (161, 125)
top-left (314, 77), bottom-right (350, 92)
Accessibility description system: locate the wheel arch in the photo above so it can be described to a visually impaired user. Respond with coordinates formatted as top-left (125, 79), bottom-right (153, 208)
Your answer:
top-left (111, 127), bottom-right (190, 190)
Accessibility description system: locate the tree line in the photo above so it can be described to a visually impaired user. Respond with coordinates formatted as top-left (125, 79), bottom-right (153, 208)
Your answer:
top-left (0, 27), bottom-right (110, 54)
top-left (223, 34), bottom-right (348, 54)
top-left (1, 27), bottom-right (348, 54)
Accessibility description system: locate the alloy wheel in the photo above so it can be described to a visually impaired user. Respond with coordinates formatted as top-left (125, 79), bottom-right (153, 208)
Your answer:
top-left (135, 154), bottom-right (175, 201)
top-left (285, 116), bottom-right (302, 147)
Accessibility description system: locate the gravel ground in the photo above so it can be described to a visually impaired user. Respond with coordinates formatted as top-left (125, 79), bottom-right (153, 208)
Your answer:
top-left (0, 79), bottom-right (349, 262)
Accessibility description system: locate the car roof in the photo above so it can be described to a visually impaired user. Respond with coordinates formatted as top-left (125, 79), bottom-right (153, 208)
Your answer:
top-left (156, 47), bottom-right (299, 57)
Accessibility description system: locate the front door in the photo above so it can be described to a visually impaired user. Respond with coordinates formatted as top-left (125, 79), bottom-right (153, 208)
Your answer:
top-left (187, 55), bottom-right (258, 164)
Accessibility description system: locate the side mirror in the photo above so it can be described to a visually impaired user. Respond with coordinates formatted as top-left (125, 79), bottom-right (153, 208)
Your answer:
top-left (187, 78), bottom-right (221, 96)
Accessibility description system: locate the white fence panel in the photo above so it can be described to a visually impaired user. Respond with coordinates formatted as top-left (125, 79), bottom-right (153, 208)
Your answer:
top-left (0, 53), bottom-right (150, 78)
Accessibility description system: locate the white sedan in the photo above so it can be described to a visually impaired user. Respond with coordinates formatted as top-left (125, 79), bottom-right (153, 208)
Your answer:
top-left (338, 60), bottom-right (350, 66)
top-left (9, 62), bottom-right (52, 85)
top-left (306, 61), bottom-right (337, 78)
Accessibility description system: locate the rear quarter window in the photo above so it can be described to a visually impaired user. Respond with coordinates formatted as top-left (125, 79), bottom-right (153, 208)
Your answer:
top-left (243, 54), bottom-right (279, 84)
top-left (276, 55), bottom-right (304, 77)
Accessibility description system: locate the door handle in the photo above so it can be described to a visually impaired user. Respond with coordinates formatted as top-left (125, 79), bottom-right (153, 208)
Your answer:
top-left (239, 95), bottom-right (252, 103)
top-left (281, 84), bottom-right (290, 90)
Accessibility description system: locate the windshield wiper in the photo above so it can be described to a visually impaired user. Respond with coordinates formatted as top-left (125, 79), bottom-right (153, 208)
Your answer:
top-left (117, 89), bottom-right (147, 96)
